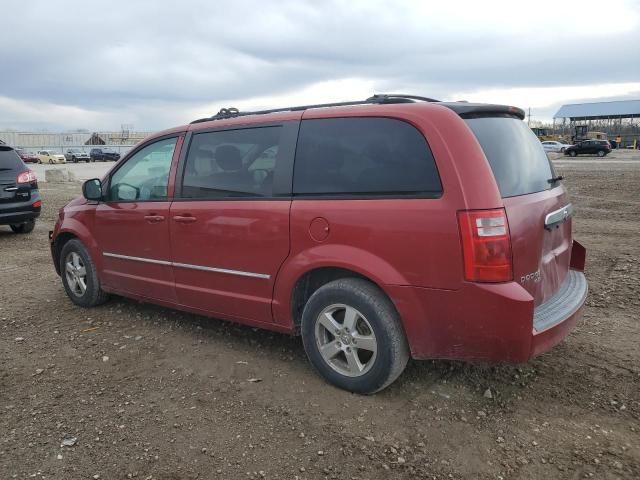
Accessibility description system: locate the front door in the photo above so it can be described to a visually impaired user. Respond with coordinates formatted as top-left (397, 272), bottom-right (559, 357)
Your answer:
top-left (95, 136), bottom-right (179, 302)
top-left (169, 123), bottom-right (297, 324)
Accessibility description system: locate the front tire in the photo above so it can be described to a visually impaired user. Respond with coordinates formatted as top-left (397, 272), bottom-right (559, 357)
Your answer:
top-left (60, 239), bottom-right (109, 307)
top-left (10, 219), bottom-right (35, 234)
top-left (569, 150), bottom-right (577, 157)
top-left (301, 278), bottom-right (409, 394)
top-left (560, 147), bottom-right (565, 153)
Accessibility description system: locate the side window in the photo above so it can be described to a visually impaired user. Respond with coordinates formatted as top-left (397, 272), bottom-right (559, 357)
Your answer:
top-left (109, 137), bottom-right (177, 201)
top-left (292, 118), bottom-right (442, 196)
top-left (181, 126), bottom-right (282, 198)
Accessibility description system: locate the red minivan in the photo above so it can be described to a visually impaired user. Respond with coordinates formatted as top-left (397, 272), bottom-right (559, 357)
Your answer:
top-left (49, 94), bottom-right (587, 393)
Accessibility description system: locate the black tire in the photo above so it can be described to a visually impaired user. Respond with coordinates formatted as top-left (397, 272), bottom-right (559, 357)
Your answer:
top-left (597, 150), bottom-right (606, 157)
top-left (10, 219), bottom-right (35, 234)
top-left (59, 239), bottom-right (109, 307)
top-left (301, 278), bottom-right (409, 394)
top-left (560, 147), bottom-right (565, 153)
top-left (569, 150), bottom-right (577, 157)
top-left (72, 157), bottom-right (78, 163)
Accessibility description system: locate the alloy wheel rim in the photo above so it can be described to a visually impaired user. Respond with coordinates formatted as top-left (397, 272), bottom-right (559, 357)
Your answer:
top-left (315, 303), bottom-right (378, 377)
top-left (65, 251), bottom-right (87, 297)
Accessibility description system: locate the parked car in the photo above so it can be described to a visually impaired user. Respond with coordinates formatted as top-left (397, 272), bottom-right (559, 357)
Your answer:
top-left (0, 145), bottom-right (41, 233)
top-left (15, 148), bottom-right (40, 164)
top-left (564, 139), bottom-right (611, 157)
top-left (90, 147), bottom-right (121, 162)
top-left (38, 150), bottom-right (66, 164)
top-left (49, 95), bottom-right (587, 393)
top-left (65, 149), bottom-right (90, 163)
top-left (541, 140), bottom-right (572, 153)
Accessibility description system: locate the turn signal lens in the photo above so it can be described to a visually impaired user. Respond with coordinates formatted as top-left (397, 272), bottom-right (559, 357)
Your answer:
top-left (458, 208), bottom-right (513, 282)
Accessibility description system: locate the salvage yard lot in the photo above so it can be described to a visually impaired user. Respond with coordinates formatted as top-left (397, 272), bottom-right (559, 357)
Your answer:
top-left (1, 161), bottom-right (639, 479)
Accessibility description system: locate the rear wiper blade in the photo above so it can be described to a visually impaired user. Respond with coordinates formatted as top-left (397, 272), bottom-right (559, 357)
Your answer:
top-left (547, 175), bottom-right (563, 184)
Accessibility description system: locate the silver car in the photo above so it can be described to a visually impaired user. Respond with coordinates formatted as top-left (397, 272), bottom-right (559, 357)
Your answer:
top-left (541, 141), bottom-right (572, 153)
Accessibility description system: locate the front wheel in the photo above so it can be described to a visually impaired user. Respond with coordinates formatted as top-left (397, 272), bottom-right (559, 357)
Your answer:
top-left (60, 239), bottom-right (109, 307)
top-left (301, 278), bottom-right (409, 394)
top-left (49, 159), bottom-right (54, 164)
top-left (560, 147), bottom-right (565, 153)
top-left (10, 219), bottom-right (35, 234)
top-left (569, 150), bottom-right (577, 157)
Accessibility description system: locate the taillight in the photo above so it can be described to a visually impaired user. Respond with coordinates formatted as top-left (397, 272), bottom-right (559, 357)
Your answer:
top-left (457, 208), bottom-right (513, 282)
top-left (17, 170), bottom-right (37, 184)
top-left (33, 200), bottom-right (42, 208)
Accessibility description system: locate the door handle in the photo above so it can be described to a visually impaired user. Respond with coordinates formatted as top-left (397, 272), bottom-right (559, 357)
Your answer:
top-left (173, 215), bottom-right (197, 223)
top-left (144, 214), bottom-right (165, 223)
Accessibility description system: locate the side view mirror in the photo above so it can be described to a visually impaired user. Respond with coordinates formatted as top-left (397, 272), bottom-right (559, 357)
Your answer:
top-left (82, 178), bottom-right (103, 201)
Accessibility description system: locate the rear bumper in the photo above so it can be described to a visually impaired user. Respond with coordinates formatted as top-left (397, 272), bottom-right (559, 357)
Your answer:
top-left (0, 197), bottom-right (41, 225)
top-left (387, 244), bottom-right (587, 363)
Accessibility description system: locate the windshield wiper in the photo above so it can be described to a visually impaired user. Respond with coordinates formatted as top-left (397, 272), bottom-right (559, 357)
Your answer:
top-left (547, 175), bottom-right (564, 184)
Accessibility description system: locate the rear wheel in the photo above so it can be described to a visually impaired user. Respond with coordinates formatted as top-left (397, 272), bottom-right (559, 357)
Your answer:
top-left (49, 159), bottom-right (54, 164)
top-left (60, 239), bottom-right (109, 307)
top-left (10, 219), bottom-right (35, 234)
top-left (569, 150), bottom-right (577, 157)
top-left (597, 150), bottom-right (606, 157)
top-left (301, 278), bottom-right (409, 394)
top-left (560, 147), bottom-right (565, 153)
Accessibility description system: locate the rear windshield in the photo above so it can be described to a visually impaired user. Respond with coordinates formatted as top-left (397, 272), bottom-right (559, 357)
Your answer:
top-left (0, 147), bottom-right (24, 170)
top-left (465, 116), bottom-right (554, 198)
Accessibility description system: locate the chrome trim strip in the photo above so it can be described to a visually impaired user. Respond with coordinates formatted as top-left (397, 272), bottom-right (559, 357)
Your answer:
top-left (544, 203), bottom-right (573, 230)
top-left (103, 252), bottom-right (172, 266)
top-left (103, 252), bottom-right (270, 279)
top-left (173, 262), bottom-right (270, 279)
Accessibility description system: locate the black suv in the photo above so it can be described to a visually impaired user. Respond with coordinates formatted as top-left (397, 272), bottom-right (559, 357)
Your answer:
top-left (90, 148), bottom-right (121, 162)
top-left (564, 139), bottom-right (611, 157)
top-left (0, 145), bottom-right (41, 234)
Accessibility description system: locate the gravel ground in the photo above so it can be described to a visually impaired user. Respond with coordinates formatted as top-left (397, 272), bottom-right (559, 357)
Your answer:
top-left (1, 161), bottom-right (638, 479)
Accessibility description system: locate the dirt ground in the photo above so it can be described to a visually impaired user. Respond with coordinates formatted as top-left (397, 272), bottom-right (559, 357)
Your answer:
top-left (1, 159), bottom-right (638, 479)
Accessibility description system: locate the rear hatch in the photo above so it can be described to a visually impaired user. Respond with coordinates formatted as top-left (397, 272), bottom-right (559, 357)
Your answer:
top-left (464, 115), bottom-right (571, 306)
top-left (0, 147), bottom-right (29, 203)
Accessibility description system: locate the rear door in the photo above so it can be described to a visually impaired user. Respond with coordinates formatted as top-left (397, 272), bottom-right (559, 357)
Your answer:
top-left (169, 122), bottom-right (298, 324)
top-left (465, 116), bottom-right (572, 305)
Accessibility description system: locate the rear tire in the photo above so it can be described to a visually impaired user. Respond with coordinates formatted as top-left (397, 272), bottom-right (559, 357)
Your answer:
top-left (569, 150), bottom-right (577, 157)
top-left (60, 239), bottom-right (109, 307)
top-left (560, 147), bottom-right (565, 153)
top-left (10, 219), bottom-right (35, 234)
top-left (301, 278), bottom-right (409, 394)
top-left (597, 150), bottom-right (606, 157)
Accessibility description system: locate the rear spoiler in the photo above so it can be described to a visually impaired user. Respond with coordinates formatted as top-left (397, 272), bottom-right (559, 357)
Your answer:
top-left (438, 102), bottom-right (525, 120)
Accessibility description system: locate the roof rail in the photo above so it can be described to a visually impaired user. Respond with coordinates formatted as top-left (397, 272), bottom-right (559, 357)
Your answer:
top-left (190, 93), bottom-right (441, 124)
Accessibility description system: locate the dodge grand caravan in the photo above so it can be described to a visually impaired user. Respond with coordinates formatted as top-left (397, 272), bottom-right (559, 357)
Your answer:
top-left (49, 94), bottom-right (588, 393)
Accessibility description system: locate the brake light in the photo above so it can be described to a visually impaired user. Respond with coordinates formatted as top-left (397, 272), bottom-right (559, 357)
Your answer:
top-left (457, 208), bottom-right (513, 282)
top-left (33, 200), bottom-right (42, 208)
top-left (17, 170), bottom-right (37, 184)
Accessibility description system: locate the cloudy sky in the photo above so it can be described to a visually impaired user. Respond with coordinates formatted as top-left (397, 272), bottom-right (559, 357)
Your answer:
top-left (1, 0), bottom-right (639, 132)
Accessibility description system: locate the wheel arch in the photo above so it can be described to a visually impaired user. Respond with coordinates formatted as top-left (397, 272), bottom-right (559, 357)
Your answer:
top-left (273, 246), bottom-right (409, 331)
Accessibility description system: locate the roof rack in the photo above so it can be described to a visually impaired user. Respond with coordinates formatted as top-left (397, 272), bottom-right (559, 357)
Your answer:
top-left (190, 93), bottom-right (440, 124)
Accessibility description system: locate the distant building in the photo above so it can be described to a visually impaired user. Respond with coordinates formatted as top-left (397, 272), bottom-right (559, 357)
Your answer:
top-left (0, 130), bottom-right (152, 152)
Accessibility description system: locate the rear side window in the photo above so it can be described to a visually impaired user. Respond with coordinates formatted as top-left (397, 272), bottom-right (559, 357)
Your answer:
top-left (464, 117), bottom-right (554, 198)
top-left (0, 147), bottom-right (24, 170)
top-left (293, 118), bottom-right (442, 196)
top-left (181, 126), bottom-right (283, 198)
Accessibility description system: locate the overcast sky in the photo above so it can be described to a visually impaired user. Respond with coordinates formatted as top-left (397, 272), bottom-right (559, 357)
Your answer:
top-left (1, 0), bottom-right (639, 132)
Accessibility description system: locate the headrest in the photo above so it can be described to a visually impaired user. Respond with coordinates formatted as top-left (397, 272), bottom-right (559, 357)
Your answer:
top-left (215, 145), bottom-right (242, 171)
